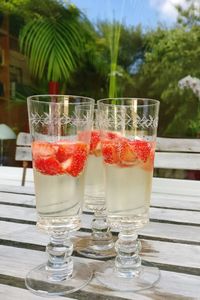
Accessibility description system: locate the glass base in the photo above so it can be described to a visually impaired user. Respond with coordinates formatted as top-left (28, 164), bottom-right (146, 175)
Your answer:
top-left (95, 261), bottom-right (160, 292)
top-left (76, 236), bottom-right (116, 259)
top-left (25, 261), bottom-right (93, 296)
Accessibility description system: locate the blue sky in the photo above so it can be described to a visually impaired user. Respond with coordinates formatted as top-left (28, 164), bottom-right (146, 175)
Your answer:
top-left (69, 0), bottom-right (189, 28)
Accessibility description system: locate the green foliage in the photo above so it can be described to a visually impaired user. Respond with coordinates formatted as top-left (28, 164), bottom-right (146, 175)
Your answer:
top-left (118, 25), bottom-right (144, 73)
top-left (136, 22), bottom-right (200, 137)
top-left (1, 0), bottom-right (200, 137)
top-left (0, 0), bottom-right (80, 21)
top-left (106, 21), bottom-right (122, 98)
top-left (20, 16), bottom-right (83, 82)
top-left (66, 21), bottom-right (145, 99)
top-left (0, 0), bottom-right (30, 15)
top-left (1, 0), bottom-right (85, 86)
top-left (176, 0), bottom-right (200, 27)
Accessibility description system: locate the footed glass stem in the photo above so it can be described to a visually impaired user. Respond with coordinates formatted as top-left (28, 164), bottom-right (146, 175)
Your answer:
top-left (25, 231), bottom-right (92, 296)
top-left (115, 232), bottom-right (142, 277)
top-left (45, 232), bottom-right (73, 281)
top-left (90, 210), bottom-right (115, 252)
top-left (96, 231), bottom-right (160, 291)
top-left (77, 210), bottom-right (115, 259)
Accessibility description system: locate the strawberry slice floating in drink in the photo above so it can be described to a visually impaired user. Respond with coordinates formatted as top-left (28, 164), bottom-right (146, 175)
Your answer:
top-left (32, 140), bottom-right (88, 177)
top-left (101, 132), bottom-right (121, 164)
top-left (130, 140), bottom-right (151, 163)
top-left (101, 140), bottom-right (119, 164)
top-left (101, 132), bottom-right (155, 171)
top-left (89, 130), bottom-right (101, 156)
top-left (34, 157), bottom-right (62, 175)
top-left (61, 142), bottom-right (88, 177)
top-left (119, 139), bottom-right (138, 167)
top-left (32, 141), bottom-right (57, 158)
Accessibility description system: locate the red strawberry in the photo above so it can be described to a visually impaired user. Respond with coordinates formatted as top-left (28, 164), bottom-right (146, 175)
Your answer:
top-left (119, 139), bottom-right (138, 166)
top-left (32, 141), bottom-right (57, 159)
top-left (61, 142), bottom-right (88, 177)
top-left (34, 157), bottom-right (62, 175)
top-left (106, 132), bottom-right (119, 139)
top-left (90, 130), bottom-right (101, 156)
top-left (101, 140), bottom-right (119, 164)
top-left (56, 141), bottom-right (74, 163)
top-left (101, 132), bottom-right (122, 164)
top-left (32, 141), bottom-right (62, 175)
top-left (141, 149), bottom-right (155, 171)
top-left (130, 140), bottom-right (151, 162)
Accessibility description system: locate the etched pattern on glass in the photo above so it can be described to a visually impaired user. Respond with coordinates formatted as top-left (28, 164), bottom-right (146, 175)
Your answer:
top-left (99, 111), bottom-right (158, 129)
top-left (30, 112), bottom-right (91, 128)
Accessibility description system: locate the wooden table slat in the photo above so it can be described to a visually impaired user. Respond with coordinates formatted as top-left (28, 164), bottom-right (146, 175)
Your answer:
top-left (0, 176), bottom-right (199, 299)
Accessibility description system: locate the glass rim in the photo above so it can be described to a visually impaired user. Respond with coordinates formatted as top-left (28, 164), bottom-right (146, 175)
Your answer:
top-left (27, 94), bottom-right (95, 105)
top-left (97, 97), bottom-right (160, 107)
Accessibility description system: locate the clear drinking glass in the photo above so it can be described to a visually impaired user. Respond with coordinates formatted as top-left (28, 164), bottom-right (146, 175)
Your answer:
top-left (96, 98), bottom-right (160, 291)
top-left (77, 109), bottom-right (115, 258)
top-left (25, 95), bottom-right (94, 296)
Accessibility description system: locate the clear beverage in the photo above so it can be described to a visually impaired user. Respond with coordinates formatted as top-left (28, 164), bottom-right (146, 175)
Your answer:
top-left (77, 129), bottom-right (115, 258)
top-left (84, 155), bottom-right (105, 210)
top-left (96, 97), bottom-right (160, 291)
top-left (32, 140), bottom-right (88, 231)
top-left (101, 133), bottom-right (155, 231)
top-left (105, 165), bottom-right (152, 230)
top-left (34, 170), bottom-right (84, 231)
top-left (26, 94), bottom-right (94, 296)
top-left (84, 130), bottom-right (105, 211)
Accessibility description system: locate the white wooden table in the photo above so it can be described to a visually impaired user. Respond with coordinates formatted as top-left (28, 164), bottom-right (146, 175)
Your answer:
top-left (0, 177), bottom-right (200, 300)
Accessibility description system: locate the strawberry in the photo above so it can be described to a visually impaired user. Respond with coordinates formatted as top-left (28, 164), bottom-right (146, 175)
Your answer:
top-left (56, 141), bottom-right (74, 163)
top-left (101, 140), bottom-right (119, 164)
top-left (141, 149), bottom-right (155, 171)
top-left (130, 140), bottom-right (151, 162)
top-left (32, 140), bottom-right (88, 177)
top-left (32, 141), bottom-right (62, 175)
top-left (32, 141), bottom-right (57, 159)
top-left (101, 132), bottom-right (122, 164)
top-left (106, 131), bottom-right (119, 139)
top-left (119, 139), bottom-right (138, 166)
top-left (34, 157), bottom-right (62, 175)
top-left (61, 142), bottom-right (88, 177)
top-left (101, 132), bottom-right (154, 171)
top-left (90, 130), bottom-right (101, 156)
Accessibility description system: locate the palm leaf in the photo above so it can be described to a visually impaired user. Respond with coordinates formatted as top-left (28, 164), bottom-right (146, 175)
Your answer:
top-left (19, 15), bottom-right (83, 82)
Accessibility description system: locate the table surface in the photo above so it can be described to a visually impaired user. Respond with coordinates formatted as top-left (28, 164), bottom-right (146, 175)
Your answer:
top-left (0, 177), bottom-right (200, 300)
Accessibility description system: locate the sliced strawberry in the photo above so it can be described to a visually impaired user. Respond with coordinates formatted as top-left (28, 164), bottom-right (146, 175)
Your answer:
top-left (61, 142), bottom-right (88, 177)
top-left (106, 131), bottom-right (119, 139)
top-left (101, 140), bottom-right (119, 164)
top-left (130, 140), bottom-right (151, 162)
top-left (34, 157), bottom-right (62, 175)
top-left (90, 130), bottom-right (101, 155)
top-left (119, 139), bottom-right (138, 166)
top-left (56, 141), bottom-right (74, 163)
top-left (93, 141), bottom-right (101, 157)
top-left (141, 149), bottom-right (155, 171)
top-left (32, 140), bottom-right (88, 176)
top-left (101, 132), bottom-right (122, 164)
top-left (32, 141), bottom-right (57, 159)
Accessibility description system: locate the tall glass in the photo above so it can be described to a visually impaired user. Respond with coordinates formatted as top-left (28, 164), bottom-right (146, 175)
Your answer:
top-left (96, 98), bottom-right (160, 291)
top-left (77, 109), bottom-right (115, 258)
top-left (25, 95), bottom-right (94, 296)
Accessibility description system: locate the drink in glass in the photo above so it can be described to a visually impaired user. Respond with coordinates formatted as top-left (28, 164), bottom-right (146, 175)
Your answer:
top-left (96, 98), bottom-right (160, 291)
top-left (77, 110), bottom-right (115, 258)
top-left (103, 136), bottom-right (154, 230)
top-left (25, 95), bottom-right (94, 296)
